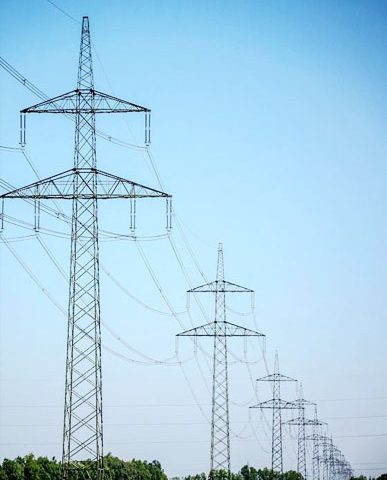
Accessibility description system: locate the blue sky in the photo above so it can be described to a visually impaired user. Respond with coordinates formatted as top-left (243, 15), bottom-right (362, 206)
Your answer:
top-left (1, 0), bottom-right (387, 477)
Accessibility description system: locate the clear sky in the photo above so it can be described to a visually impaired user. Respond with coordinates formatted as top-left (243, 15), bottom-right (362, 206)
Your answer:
top-left (1, 0), bottom-right (387, 477)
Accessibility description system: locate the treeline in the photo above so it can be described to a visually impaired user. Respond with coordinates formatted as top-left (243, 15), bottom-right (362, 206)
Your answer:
top-left (0, 460), bottom-right (305, 480)
top-left (0, 459), bottom-right (305, 480)
top-left (183, 467), bottom-right (304, 480)
top-left (0, 454), bottom-right (167, 480)
top-left (181, 469), bottom-right (386, 480)
top-left (1, 456), bottom-right (386, 480)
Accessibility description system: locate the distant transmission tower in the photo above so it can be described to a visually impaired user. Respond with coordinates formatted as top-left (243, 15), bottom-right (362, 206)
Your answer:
top-left (250, 353), bottom-right (297, 475)
top-left (284, 384), bottom-right (316, 479)
top-left (305, 407), bottom-right (326, 480)
top-left (177, 243), bottom-right (264, 475)
top-left (318, 436), bottom-right (333, 480)
top-left (1, 17), bottom-right (171, 479)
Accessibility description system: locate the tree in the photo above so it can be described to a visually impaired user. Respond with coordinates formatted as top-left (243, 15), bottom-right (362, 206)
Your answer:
top-left (281, 471), bottom-right (303, 480)
top-left (240, 466), bottom-right (259, 480)
top-left (1, 458), bottom-right (24, 480)
top-left (256, 468), bottom-right (276, 480)
top-left (183, 474), bottom-right (207, 480)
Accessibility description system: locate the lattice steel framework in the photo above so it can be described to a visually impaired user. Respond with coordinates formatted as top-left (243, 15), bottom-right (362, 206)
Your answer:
top-left (318, 436), bottom-right (334, 480)
top-left (177, 244), bottom-right (264, 475)
top-left (250, 353), bottom-right (297, 475)
top-left (1, 17), bottom-right (171, 480)
top-left (305, 407), bottom-right (326, 480)
top-left (284, 384), bottom-right (316, 479)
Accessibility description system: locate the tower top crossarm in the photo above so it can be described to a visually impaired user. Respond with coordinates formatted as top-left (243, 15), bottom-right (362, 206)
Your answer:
top-left (188, 244), bottom-right (253, 294)
top-left (20, 16), bottom-right (149, 116)
top-left (257, 373), bottom-right (297, 382)
top-left (257, 352), bottom-right (296, 383)
top-left (19, 16), bottom-right (152, 148)
top-left (289, 383), bottom-right (316, 409)
top-left (250, 398), bottom-right (298, 410)
top-left (20, 90), bottom-right (150, 114)
top-left (188, 280), bottom-right (254, 293)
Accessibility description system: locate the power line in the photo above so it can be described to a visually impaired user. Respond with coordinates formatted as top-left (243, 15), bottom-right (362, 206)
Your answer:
top-left (44, 0), bottom-right (80, 24)
top-left (1, 43), bottom-right (264, 444)
top-left (317, 395), bottom-right (387, 402)
top-left (0, 56), bottom-right (145, 150)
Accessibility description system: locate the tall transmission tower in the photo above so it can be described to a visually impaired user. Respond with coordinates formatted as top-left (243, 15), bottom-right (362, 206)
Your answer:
top-left (177, 243), bottom-right (264, 475)
top-left (250, 353), bottom-right (297, 475)
top-left (1, 17), bottom-right (171, 479)
top-left (284, 384), bottom-right (316, 479)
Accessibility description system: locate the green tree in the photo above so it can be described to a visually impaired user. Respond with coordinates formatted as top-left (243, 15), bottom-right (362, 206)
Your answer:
top-left (183, 474), bottom-right (207, 480)
top-left (1, 458), bottom-right (24, 480)
top-left (281, 471), bottom-right (303, 480)
top-left (24, 454), bottom-right (41, 480)
top-left (208, 470), bottom-right (230, 480)
top-left (256, 468), bottom-right (276, 480)
top-left (148, 460), bottom-right (168, 480)
top-left (35, 457), bottom-right (61, 480)
top-left (240, 465), bottom-right (259, 480)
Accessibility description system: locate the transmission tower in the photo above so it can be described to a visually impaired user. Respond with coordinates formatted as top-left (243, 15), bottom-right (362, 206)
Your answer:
top-left (328, 437), bottom-right (337, 480)
top-left (1, 17), bottom-right (171, 479)
top-left (305, 407), bottom-right (326, 480)
top-left (177, 243), bottom-right (264, 475)
top-left (250, 353), bottom-right (297, 475)
top-left (318, 436), bottom-right (334, 480)
top-left (284, 384), bottom-right (316, 479)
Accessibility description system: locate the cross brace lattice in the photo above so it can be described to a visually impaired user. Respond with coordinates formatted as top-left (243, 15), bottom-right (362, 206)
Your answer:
top-left (250, 353), bottom-right (297, 475)
top-left (305, 407), bottom-right (326, 480)
top-left (284, 384), bottom-right (316, 480)
top-left (177, 244), bottom-right (264, 475)
top-left (1, 17), bottom-right (171, 480)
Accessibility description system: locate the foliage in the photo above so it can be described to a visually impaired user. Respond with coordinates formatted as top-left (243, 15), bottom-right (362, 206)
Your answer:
top-left (0, 455), bottom-right (167, 480)
top-left (240, 465), bottom-right (259, 480)
top-left (1, 457), bottom-right (386, 480)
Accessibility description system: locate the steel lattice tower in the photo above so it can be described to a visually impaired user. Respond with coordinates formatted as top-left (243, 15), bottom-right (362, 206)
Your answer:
top-left (250, 353), bottom-right (297, 475)
top-left (305, 407), bottom-right (326, 480)
top-left (177, 243), bottom-right (264, 475)
top-left (284, 384), bottom-right (316, 479)
top-left (318, 436), bottom-right (333, 480)
top-left (1, 18), bottom-right (171, 479)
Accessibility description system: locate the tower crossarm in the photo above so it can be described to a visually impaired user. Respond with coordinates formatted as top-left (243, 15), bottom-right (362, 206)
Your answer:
top-left (188, 279), bottom-right (253, 293)
top-left (284, 417), bottom-right (321, 426)
top-left (318, 437), bottom-right (333, 448)
top-left (257, 373), bottom-right (297, 382)
top-left (292, 397), bottom-right (316, 408)
top-left (177, 320), bottom-right (264, 337)
top-left (306, 433), bottom-right (327, 441)
top-left (0, 168), bottom-right (170, 200)
top-left (250, 398), bottom-right (298, 410)
top-left (21, 89), bottom-right (150, 114)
